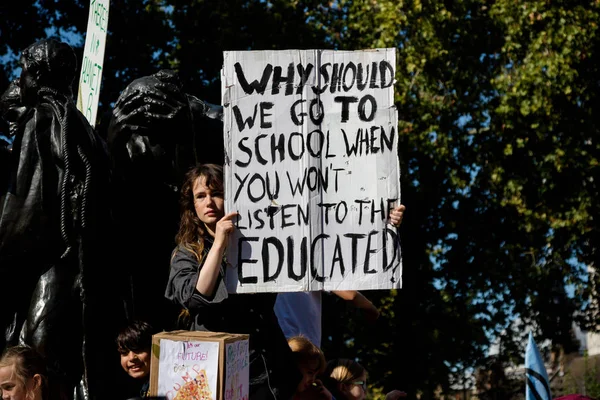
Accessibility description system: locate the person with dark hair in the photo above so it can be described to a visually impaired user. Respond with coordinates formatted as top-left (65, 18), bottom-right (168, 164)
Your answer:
top-left (164, 163), bottom-right (301, 400)
top-left (0, 39), bottom-right (120, 400)
top-left (0, 345), bottom-right (50, 400)
top-left (117, 321), bottom-right (154, 398)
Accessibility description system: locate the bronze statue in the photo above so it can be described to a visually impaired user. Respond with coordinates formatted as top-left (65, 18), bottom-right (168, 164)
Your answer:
top-left (107, 69), bottom-right (223, 331)
top-left (0, 80), bottom-right (28, 141)
top-left (1, 50), bottom-right (224, 397)
top-left (0, 80), bottom-right (27, 200)
top-left (0, 39), bottom-right (123, 400)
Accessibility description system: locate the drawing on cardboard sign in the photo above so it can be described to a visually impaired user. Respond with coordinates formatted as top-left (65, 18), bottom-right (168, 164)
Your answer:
top-left (172, 369), bottom-right (213, 400)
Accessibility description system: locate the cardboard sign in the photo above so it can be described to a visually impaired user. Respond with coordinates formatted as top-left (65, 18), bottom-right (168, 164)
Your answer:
top-left (224, 340), bottom-right (250, 400)
top-left (76, 0), bottom-right (109, 126)
top-left (150, 331), bottom-right (249, 400)
top-left (222, 49), bottom-right (401, 293)
top-left (158, 339), bottom-right (219, 399)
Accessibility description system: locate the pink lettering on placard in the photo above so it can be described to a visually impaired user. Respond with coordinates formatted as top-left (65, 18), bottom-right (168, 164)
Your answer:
top-left (185, 341), bottom-right (205, 350)
top-left (225, 384), bottom-right (248, 400)
top-left (176, 351), bottom-right (209, 361)
top-left (224, 384), bottom-right (247, 400)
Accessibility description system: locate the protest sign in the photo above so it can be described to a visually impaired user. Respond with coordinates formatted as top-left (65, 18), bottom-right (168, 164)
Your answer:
top-left (158, 339), bottom-right (219, 399)
top-left (150, 331), bottom-right (249, 400)
top-left (222, 49), bottom-right (401, 293)
top-left (76, 0), bottom-right (109, 126)
top-left (224, 340), bottom-right (249, 400)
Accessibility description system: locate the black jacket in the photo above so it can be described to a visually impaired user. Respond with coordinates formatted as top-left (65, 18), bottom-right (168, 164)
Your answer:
top-left (165, 244), bottom-right (301, 400)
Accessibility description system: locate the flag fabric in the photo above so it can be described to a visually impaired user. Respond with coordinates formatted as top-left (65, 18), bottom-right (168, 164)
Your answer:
top-left (525, 332), bottom-right (552, 400)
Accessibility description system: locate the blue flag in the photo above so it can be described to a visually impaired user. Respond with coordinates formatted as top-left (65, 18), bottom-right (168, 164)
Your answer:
top-left (525, 332), bottom-right (552, 400)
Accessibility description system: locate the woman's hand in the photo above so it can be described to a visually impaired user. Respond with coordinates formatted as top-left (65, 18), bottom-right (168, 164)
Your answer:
top-left (389, 204), bottom-right (406, 227)
top-left (214, 211), bottom-right (238, 249)
top-left (196, 211), bottom-right (238, 297)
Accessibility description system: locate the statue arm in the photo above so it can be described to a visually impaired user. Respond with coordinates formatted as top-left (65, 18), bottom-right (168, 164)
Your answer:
top-left (108, 80), bottom-right (190, 148)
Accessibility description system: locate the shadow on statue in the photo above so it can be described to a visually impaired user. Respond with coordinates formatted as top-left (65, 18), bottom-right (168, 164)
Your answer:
top-left (107, 69), bottom-right (224, 332)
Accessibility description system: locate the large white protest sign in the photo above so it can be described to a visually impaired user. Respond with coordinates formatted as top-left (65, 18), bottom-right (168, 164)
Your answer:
top-left (222, 49), bottom-right (401, 293)
top-left (157, 339), bottom-right (219, 400)
top-left (76, 0), bottom-right (109, 127)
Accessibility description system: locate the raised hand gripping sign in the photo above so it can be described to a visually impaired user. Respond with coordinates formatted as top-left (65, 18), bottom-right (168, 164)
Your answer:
top-left (222, 49), bottom-right (401, 293)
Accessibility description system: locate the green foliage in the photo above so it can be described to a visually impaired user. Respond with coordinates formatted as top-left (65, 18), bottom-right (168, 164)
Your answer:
top-left (583, 354), bottom-right (600, 399)
top-left (165, 0), bottom-right (332, 103)
top-left (563, 353), bottom-right (600, 399)
top-left (321, 0), bottom-right (600, 397)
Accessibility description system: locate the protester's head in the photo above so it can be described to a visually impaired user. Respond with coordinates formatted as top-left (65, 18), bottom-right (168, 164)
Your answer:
top-left (0, 345), bottom-right (47, 400)
top-left (117, 320), bottom-right (153, 380)
top-left (19, 39), bottom-right (77, 105)
top-left (323, 358), bottom-right (367, 400)
top-left (176, 164), bottom-right (224, 257)
top-left (288, 336), bottom-right (327, 393)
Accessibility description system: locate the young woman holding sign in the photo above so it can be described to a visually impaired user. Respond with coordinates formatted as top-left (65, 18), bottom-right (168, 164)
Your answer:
top-left (164, 163), bottom-right (300, 400)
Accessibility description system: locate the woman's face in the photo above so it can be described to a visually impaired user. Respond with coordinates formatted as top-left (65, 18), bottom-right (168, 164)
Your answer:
top-left (193, 175), bottom-right (224, 232)
top-left (340, 374), bottom-right (367, 400)
top-left (0, 364), bottom-right (38, 400)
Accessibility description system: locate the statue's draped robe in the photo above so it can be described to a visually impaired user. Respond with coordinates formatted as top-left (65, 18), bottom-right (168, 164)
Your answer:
top-left (0, 94), bottom-right (123, 400)
top-left (107, 73), bottom-right (197, 331)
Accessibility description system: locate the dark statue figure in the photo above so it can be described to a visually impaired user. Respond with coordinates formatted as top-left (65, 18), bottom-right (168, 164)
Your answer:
top-left (0, 80), bottom-right (27, 194)
top-left (107, 69), bottom-right (224, 331)
top-left (0, 80), bottom-right (28, 141)
top-left (1, 39), bottom-right (224, 399)
top-left (0, 39), bottom-right (124, 400)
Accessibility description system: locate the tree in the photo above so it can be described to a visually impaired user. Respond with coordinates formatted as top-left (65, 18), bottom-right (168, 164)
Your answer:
top-left (320, 0), bottom-right (600, 397)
